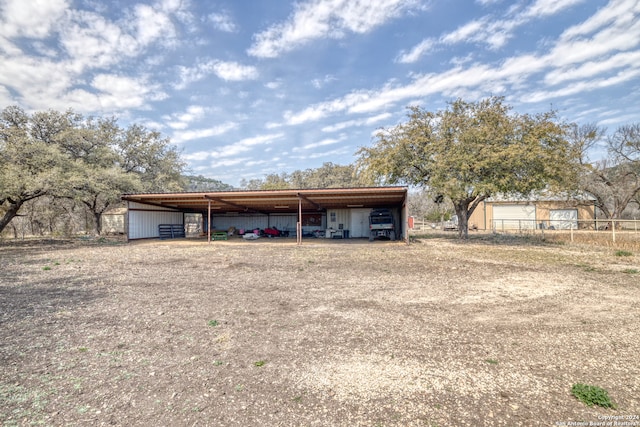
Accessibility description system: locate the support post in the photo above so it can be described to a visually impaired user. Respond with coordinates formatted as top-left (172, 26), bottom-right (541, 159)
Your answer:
top-left (297, 197), bottom-right (302, 245)
top-left (208, 199), bottom-right (211, 244)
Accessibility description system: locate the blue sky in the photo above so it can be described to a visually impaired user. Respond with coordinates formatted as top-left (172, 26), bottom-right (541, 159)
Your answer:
top-left (1, 0), bottom-right (639, 187)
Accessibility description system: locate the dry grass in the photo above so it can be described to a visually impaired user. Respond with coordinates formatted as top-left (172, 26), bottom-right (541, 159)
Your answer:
top-left (1, 236), bottom-right (639, 426)
top-left (413, 228), bottom-right (640, 251)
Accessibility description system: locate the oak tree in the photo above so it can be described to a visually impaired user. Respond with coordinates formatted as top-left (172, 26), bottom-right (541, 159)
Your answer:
top-left (571, 123), bottom-right (640, 220)
top-left (0, 107), bottom-right (71, 233)
top-left (0, 106), bottom-right (186, 235)
top-left (357, 97), bottom-right (576, 238)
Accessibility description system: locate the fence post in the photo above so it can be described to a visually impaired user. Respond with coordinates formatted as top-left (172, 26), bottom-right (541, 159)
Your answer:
top-left (612, 219), bottom-right (616, 243)
top-left (570, 223), bottom-right (574, 243)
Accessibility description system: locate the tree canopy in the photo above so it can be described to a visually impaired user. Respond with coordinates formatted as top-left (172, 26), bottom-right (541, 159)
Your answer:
top-left (570, 123), bottom-right (640, 220)
top-left (185, 175), bottom-right (235, 192)
top-left (357, 97), bottom-right (577, 238)
top-left (240, 162), bottom-right (374, 190)
top-left (0, 106), bottom-right (185, 235)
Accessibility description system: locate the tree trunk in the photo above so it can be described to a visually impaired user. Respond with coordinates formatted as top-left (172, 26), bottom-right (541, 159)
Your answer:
top-left (83, 201), bottom-right (106, 236)
top-left (0, 199), bottom-right (23, 235)
top-left (453, 195), bottom-right (487, 239)
top-left (454, 201), bottom-right (470, 239)
top-left (94, 211), bottom-right (103, 235)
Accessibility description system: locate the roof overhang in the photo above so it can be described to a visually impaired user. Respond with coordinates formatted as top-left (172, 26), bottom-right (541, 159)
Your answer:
top-left (122, 187), bottom-right (408, 214)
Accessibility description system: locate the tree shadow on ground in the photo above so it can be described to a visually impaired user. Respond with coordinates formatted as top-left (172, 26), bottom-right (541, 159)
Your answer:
top-left (0, 281), bottom-right (105, 325)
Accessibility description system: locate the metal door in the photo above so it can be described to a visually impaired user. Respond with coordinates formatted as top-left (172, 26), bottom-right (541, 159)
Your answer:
top-left (350, 209), bottom-right (370, 238)
top-left (550, 209), bottom-right (578, 229)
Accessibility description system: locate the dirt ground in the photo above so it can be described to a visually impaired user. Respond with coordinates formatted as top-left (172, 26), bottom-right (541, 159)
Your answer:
top-left (1, 235), bottom-right (639, 426)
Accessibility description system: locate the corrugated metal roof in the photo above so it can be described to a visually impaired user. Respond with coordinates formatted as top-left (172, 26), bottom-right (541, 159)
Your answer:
top-left (122, 187), bottom-right (408, 214)
top-left (487, 190), bottom-right (596, 203)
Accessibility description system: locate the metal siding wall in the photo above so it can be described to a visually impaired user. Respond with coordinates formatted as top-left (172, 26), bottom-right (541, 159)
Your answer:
top-left (549, 209), bottom-right (578, 229)
top-left (402, 203), bottom-right (408, 241)
top-left (327, 209), bottom-right (350, 230)
top-left (492, 205), bottom-right (536, 229)
top-left (268, 214), bottom-right (298, 231)
top-left (129, 210), bottom-right (183, 239)
top-left (210, 215), bottom-right (269, 232)
top-left (468, 203), bottom-right (487, 230)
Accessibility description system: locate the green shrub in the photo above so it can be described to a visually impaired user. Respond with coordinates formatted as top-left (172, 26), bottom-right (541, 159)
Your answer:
top-left (571, 383), bottom-right (616, 408)
top-left (615, 250), bottom-right (633, 257)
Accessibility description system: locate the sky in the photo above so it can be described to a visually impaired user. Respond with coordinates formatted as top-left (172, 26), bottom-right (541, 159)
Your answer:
top-left (1, 0), bottom-right (639, 187)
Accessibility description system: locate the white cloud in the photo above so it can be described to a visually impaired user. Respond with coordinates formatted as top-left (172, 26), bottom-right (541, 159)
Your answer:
top-left (265, 80), bottom-right (282, 89)
top-left (0, 0), bottom-right (188, 115)
top-left (172, 122), bottom-right (239, 144)
top-left (165, 105), bottom-right (207, 129)
top-left (248, 0), bottom-right (422, 58)
top-left (396, 38), bottom-right (435, 63)
top-left (311, 74), bottom-right (337, 89)
top-left (265, 121), bottom-right (283, 129)
top-left (61, 10), bottom-right (138, 73)
top-left (133, 4), bottom-right (177, 46)
top-left (293, 135), bottom-right (345, 151)
top-left (440, 17), bottom-right (489, 45)
top-left (212, 61), bottom-right (259, 81)
top-left (0, 85), bottom-right (13, 107)
top-left (206, 133), bottom-right (285, 158)
top-left (599, 112), bottom-right (639, 126)
top-left (398, 0), bottom-right (586, 64)
top-left (544, 50), bottom-right (640, 85)
top-left (175, 62), bottom-right (210, 89)
top-left (38, 73), bottom-right (165, 113)
top-left (287, 0), bottom-right (640, 123)
top-left (0, 0), bottom-right (68, 39)
top-left (175, 59), bottom-right (258, 88)
top-left (159, 0), bottom-right (194, 24)
top-left (210, 157), bottom-right (254, 168)
top-left (521, 0), bottom-right (585, 19)
top-left (183, 151), bottom-right (214, 161)
top-left (90, 73), bottom-right (166, 109)
top-left (0, 55), bottom-right (72, 105)
top-left (290, 146), bottom-right (352, 160)
top-left (560, 0), bottom-right (638, 41)
top-left (527, 68), bottom-right (640, 103)
top-left (209, 11), bottom-right (237, 32)
top-left (321, 112), bottom-right (392, 132)
top-left (549, 10), bottom-right (640, 68)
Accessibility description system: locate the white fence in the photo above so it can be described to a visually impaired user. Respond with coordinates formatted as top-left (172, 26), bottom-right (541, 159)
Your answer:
top-left (492, 219), bottom-right (640, 244)
top-left (411, 218), bottom-right (640, 244)
top-left (491, 219), bottom-right (639, 231)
